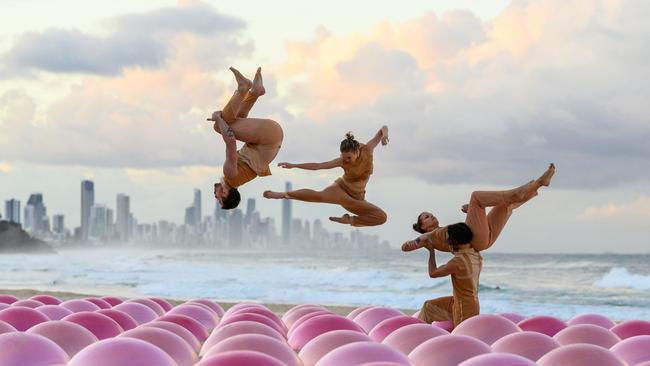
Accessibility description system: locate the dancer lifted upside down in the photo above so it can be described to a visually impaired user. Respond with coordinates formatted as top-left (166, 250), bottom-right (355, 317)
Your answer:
top-left (402, 164), bottom-right (555, 326)
top-left (263, 128), bottom-right (389, 227)
top-left (208, 67), bottom-right (283, 209)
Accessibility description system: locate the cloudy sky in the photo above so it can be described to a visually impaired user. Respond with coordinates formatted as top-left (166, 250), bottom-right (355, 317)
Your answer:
top-left (1, 0), bottom-right (648, 253)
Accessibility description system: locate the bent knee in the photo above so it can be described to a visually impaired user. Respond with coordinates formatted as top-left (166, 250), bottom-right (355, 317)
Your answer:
top-left (375, 210), bottom-right (388, 225)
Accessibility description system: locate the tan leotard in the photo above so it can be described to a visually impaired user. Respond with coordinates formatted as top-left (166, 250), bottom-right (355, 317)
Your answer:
top-left (224, 143), bottom-right (272, 188)
top-left (335, 144), bottom-right (373, 200)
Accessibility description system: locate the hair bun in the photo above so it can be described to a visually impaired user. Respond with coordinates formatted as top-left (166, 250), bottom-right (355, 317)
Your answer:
top-left (345, 132), bottom-right (355, 140)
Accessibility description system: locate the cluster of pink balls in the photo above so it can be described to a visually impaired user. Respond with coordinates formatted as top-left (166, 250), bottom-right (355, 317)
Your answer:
top-left (1, 294), bottom-right (650, 365)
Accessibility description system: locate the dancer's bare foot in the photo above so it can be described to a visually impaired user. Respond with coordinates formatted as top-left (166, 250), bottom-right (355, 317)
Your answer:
top-left (461, 204), bottom-right (469, 213)
top-left (329, 214), bottom-right (352, 225)
top-left (230, 67), bottom-right (252, 94)
top-left (263, 190), bottom-right (288, 199)
top-left (250, 67), bottom-right (266, 97)
top-left (536, 163), bottom-right (556, 187)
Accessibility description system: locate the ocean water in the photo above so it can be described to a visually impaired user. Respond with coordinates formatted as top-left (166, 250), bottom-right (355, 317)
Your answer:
top-left (1, 248), bottom-right (649, 320)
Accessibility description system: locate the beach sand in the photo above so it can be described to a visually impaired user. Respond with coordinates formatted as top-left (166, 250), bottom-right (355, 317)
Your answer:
top-left (1, 288), bottom-right (417, 316)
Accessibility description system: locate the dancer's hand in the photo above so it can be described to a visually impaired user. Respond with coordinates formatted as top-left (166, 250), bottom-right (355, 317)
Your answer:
top-left (461, 204), bottom-right (468, 213)
top-left (380, 125), bottom-right (389, 145)
top-left (278, 162), bottom-right (294, 169)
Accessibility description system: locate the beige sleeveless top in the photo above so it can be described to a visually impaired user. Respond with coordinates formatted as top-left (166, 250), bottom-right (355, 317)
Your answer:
top-left (335, 144), bottom-right (373, 200)
top-left (224, 143), bottom-right (272, 188)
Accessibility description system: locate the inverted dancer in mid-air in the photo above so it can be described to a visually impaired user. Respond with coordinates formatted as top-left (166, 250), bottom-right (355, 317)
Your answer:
top-left (263, 128), bottom-right (389, 227)
top-left (402, 164), bottom-right (556, 326)
top-left (208, 67), bottom-right (283, 209)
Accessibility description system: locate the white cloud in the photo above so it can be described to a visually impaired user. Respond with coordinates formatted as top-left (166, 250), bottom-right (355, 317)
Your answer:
top-left (578, 196), bottom-right (650, 220)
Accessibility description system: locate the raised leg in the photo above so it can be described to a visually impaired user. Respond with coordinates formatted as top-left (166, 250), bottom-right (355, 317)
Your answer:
top-left (467, 164), bottom-right (554, 251)
top-left (221, 67), bottom-right (253, 123)
top-left (264, 183), bottom-right (346, 203)
top-left (338, 200), bottom-right (387, 227)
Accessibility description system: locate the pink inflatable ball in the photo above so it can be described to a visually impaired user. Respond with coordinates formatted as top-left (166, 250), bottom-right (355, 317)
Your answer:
top-left (289, 314), bottom-right (365, 350)
top-left (203, 334), bottom-right (299, 366)
top-left (201, 320), bottom-right (285, 357)
top-left (83, 297), bottom-right (112, 309)
top-left (553, 323), bottom-right (620, 348)
top-left (283, 305), bottom-right (328, 329)
top-left (11, 299), bottom-right (45, 308)
top-left (168, 303), bottom-right (219, 330)
top-left (96, 309), bottom-right (139, 331)
top-left (35, 304), bottom-right (73, 320)
top-left (27, 320), bottom-right (99, 358)
top-left (452, 314), bottom-right (521, 345)
top-left (187, 298), bottom-right (224, 317)
top-left (0, 320), bottom-right (17, 334)
top-left (537, 343), bottom-right (625, 366)
top-left (517, 315), bottom-right (567, 336)
top-left (195, 350), bottom-right (285, 366)
top-left (432, 320), bottom-right (455, 332)
top-left (228, 306), bottom-right (284, 330)
top-left (60, 299), bottom-right (101, 313)
top-left (382, 323), bottom-right (449, 356)
top-left (113, 301), bottom-right (158, 324)
top-left (288, 310), bottom-right (332, 336)
top-left (567, 313), bottom-right (616, 329)
top-left (144, 320), bottom-right (202, 352)
top-left (223, 302), bottom-right (268, 317)
top-left (637, 362), bottom-right (650, 366)
top-left (68, 337), bottom-right (176, 366)
top-left (0, 294), bottom-right (19, 304)
top-left (0, 303), bottom-right (9, 311)
top-left (611, 319), bottom-right (650, 339)
top-left (299, 329), bottom-right (372, 366)
top-left (220, 312), bottom-right (286, 337)
top-left (610, 335), bottom-right (650, 365)
top-left (157, 313), bottom-right (209, 341)
top-left (315, 341), bottom-right (411, 366)
top-left (409, 335), bottom-right (492, 366)
top-left (149, 297), bottom-right (174, 313)
top-left (127, 298), bottom-right (166, 316)
top-left (63, 311), bottom-right (124, 339)
top-left (0, 306), bottom-right (49, 331)
top-left (101, 296), bottom-right (123, 307)
top-left (30, 294), bottom-right (61, 305)
top-left (458, 353), bottom-right (537, 366)
top-left (120, 327), bottom-right (198, 366)
top-left (0, 332), bottom-right (69, 366)
top-left (354, 307), bottom-right (404, 333)
top-left (491, 331), bottom-right (560, 362)
top-left (347, 305), bottom-right (374, 320)
top-left (359, 363), bottom-right (411, 366)
top-left (369, 315), bottom-right (424, 342)
top-left (499, 313), bottom-right (527, 324)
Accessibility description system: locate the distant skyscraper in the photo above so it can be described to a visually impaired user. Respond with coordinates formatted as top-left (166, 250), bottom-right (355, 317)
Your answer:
top-left (214, 201), bottom-right (226, 220)
top-left (81, 180), bottom-right (94, 240)
top-left (185, 206), bottom-right (196, 227)
top-left (116, 194), bottom-right (130, 241)
top-left (25, 193), bottom-right (46, 232)
top-left (193, 189), bottom-right (202, 228)
top-left (245, 198), bottom-right (256, 223)
top-left (53, 215), bottom-right (65, 234)
top-left (4, 199), bottom-right (20, 224)
top-left (89, 204), bottom-right (107, 239)
top-left (229, 209), bottom-right (243, 247)
top-left (282, 181), bottom-right (292, 244)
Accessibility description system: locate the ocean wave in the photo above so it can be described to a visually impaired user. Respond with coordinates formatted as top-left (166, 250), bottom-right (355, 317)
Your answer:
top-left (593, 267), bottom-right (650, 290)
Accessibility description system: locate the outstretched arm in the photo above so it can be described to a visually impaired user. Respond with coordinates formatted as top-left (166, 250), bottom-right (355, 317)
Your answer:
top-left (365, 125), bottom-right (389, 151)
top-left (214, 113), bottom-right (239, 179)
top-left (401, 233), bottom-right (432, 252)
top-left (278, 158), bottom-right (342, 171)
top-left (428, 250), bottom-right (460, 278)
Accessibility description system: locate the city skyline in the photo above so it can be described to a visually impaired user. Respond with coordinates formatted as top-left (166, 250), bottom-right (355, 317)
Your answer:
top-left (2, 178), bottom-right (390, 251)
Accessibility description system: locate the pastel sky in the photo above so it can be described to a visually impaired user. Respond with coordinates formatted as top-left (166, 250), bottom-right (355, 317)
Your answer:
top-left (1, 0), bottom-right (648, 253)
